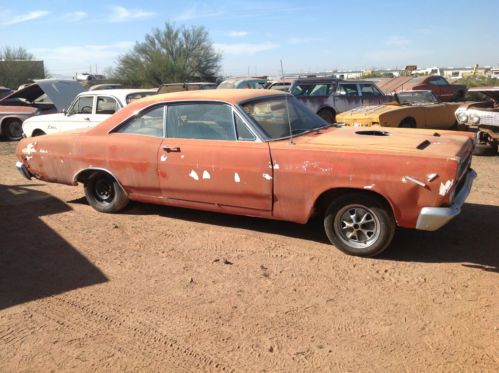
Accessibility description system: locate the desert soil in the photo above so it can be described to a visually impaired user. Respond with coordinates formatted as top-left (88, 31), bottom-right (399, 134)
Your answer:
top-left (0, 140), bottom-right (498, 372)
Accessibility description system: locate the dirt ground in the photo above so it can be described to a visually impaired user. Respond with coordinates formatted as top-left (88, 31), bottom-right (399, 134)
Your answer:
top-left (0, 139), bottom-right (498, 372)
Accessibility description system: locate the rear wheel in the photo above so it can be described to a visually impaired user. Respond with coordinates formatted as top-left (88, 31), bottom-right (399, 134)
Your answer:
top-left (317, 109), bottom-right (336, 123)
top-left (324, 193), bottom-right (395, 257)
top-left (84, 172), bottom-right (129, 213)
top-left (2, 119), bottom-right (23, 140)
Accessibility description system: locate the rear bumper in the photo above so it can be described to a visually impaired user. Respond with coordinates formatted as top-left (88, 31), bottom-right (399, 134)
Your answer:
top-left (16, 161), bottom-right (32, 180)
top-left (415, 169), bottom-right (477, 231)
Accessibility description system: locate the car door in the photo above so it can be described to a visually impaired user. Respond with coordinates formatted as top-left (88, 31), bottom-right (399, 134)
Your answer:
top-left (423, 103), bottom-right (458, 129)
top-left (94, 95), bottom-right (120, 126)
top-left (55, 95), bottom-right (95, 133)
top-left (158, 102), bottom-right (273, 211)
top-left (333, 83), bottom-right (363, 113)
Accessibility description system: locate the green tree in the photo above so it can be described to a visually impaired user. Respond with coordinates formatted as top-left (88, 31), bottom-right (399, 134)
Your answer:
top-left (114, 23), bottom-right (221, 87)
top-left (0, 46), bottom-right (45, 89)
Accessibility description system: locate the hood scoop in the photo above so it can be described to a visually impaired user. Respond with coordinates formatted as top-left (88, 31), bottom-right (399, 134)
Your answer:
top-left (355, 130), bottom-right (391, 136)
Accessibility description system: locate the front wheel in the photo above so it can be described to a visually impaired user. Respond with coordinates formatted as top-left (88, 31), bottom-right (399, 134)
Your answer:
top-left (324, 194), bottom-right (395, 257)
top-left (84, 173), bottom-right (129, 213)
top-left (3, 119), bottom-right (23, 140)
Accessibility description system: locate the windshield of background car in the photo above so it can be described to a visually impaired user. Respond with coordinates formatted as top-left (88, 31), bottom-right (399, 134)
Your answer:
top-left (397, 91), bottom-right (438, 105)
top-left (292, 83), bottom-right (333, 96)
top-left (217, 81), bottom-right (236, 89)
top-left (240, 96), bottom-right (327, 140)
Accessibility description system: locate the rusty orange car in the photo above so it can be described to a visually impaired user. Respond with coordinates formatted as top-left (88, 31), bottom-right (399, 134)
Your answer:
top-left (15, 89), bottom-right (476, 257)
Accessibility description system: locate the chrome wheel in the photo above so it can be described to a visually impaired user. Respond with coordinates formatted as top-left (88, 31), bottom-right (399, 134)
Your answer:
top-left (334, 204), bottom-right (381, 249)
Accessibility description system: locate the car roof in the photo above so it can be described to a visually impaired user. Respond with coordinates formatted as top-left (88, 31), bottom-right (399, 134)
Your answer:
top-left (135, 88), bottom-right (287, 105)
top-left (161, 82), bottom-right (216, 86)
top-left (294, 78), bottom-right (374, 84)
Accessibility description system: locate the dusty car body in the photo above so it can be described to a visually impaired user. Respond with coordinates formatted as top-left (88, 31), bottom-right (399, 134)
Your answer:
top-left (455, 87), bottom-right (499, 155)
top-left (22, 89), bottom-right (156, 137)
top-left (336, 90), bottom-right (460, 129)
top-left (289, 78), bottom-right (391, 123)
top-left (377, 75), bottom-right (467, 102)
top-left (217, 78), bottom-right (267, 89)
top-left (15, 89), bottom-right (476, 257)
top-left (157, 82), bottom-right (217, 94)
top-left (0, 79), bottom-right (85, 141)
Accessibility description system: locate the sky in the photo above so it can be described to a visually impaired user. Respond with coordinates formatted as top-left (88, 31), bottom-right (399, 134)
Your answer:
top-left (1, 0), bottom-right (498, 78)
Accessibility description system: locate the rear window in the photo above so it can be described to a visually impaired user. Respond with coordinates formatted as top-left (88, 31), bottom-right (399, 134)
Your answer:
top-left (126, 91), bottom-right (155, 104)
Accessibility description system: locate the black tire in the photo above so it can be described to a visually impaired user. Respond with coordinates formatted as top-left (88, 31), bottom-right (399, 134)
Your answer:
top-left (324, 193), bottom-right (395, 257)
top-left (32, 129), bottom-right (46, 137)
top-left (399, 118), bottom-right (416, 128)
top-left (2, 118), bottom-right (23, 140)
top-left (473, 143), bottom-right (498, 156)
top-left (317, 109), bottom-right (336, 123)
top-left (84, 172), bottom-right (129, 213)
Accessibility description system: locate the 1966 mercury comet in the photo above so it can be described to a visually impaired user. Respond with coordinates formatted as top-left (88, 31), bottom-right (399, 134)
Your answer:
top-left (15, 89), bottom-right (476, 257)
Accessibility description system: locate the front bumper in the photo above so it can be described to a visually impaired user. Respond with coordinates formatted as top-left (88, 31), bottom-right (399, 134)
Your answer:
top-left (415, 169), bottom-right (477, 231)
top-left (16, 161), bottom-right (32, 180)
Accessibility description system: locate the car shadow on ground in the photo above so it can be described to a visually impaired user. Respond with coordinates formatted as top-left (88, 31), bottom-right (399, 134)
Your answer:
top-left (0, 184), bottom-right (107, 310)
top-left (69, 198), bottom-right (499, 273)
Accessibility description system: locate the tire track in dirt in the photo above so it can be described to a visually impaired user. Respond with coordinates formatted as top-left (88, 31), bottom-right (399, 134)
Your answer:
top-left (32, 295), bottom-right (234, 372)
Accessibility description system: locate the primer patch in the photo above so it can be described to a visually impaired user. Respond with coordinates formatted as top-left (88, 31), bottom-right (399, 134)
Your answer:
top-left (262, 173), bottom-right (272, 180)
top-left (22, 143), bottom-right (37, 155)
top-left (364, 184), bottom-right (375, 189)
top-left (234, 172), bottom-right (241, 183)
top-left (189, 170), bottom-right (199, 181)
top-left (160, 154), bottom-right (168, 162)
top-left (202, 170), bottom-right (211, 180)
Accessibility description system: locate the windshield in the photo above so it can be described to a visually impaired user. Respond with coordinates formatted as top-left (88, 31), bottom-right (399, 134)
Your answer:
top-left (397, 91), bottom-right (438, 105)
top-left (217, 81), bottom-right (236, 89)
top-left (240, 96), bottom-right (327, 140)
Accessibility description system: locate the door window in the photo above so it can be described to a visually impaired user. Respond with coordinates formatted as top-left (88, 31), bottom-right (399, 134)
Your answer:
top-left (69, 96), bottom-right (94, 114)
top-left (359, 84), bottom-right (382, 96)
top-left (115, 105), bottom-right (165, 137)
top-left (292, 83), bottom-right (333, 96)
top-left (96, 96), bottom-right (118, 114)
top-left (166, 103), bottom-right (236, 141)
top-left (336, 84), bottom-right (359, 96)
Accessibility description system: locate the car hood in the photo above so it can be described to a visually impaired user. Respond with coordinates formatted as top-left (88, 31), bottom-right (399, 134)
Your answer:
top-left (337, 104), bottom-right (400, 121)
top-left (468, 87), bottom-right (499, 103)
top-left (291, 126), bottom-right (472, 158)
top-left (23, 113), bottom-right (66, 124)
top-left (1, 79), bottom-right (85, 111)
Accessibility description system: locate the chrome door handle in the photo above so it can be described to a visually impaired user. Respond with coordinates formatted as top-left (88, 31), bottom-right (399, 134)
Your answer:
top-left (162, 146), bottom-right (181, 152)
top-left (84, 117), bottom-right (90, 121)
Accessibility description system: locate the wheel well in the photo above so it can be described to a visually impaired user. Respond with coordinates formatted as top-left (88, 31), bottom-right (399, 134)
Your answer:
top-left (312, 188), bottom-right (394, 219)
top-left (32, 129), bottom-right (46, 136)
top-left (399, 116), bottom-right (416, 127)
top-left (317, 107), bottom-right (336, 116)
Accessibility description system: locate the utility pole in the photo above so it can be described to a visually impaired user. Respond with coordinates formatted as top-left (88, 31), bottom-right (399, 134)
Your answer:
top-left (280, 59), bottom-right (284, 77)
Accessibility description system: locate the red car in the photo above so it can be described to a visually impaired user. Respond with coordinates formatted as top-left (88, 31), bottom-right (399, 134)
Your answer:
top-left (15, 89), bottom-right (476, 257)
top-left (378, 75), bottom-right (466, 102)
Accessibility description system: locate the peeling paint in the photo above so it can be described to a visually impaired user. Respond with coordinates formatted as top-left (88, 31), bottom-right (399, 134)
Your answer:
top-left (401, 177), bottom-right (407, 183)
top-left (273, 163), bottom-right (280, 170)
top-left (22, 143), bottom-right (37, 155)
top-left (439, 179), bottom-right (454, 196)
top-left (160, 154), bottom-right (167, 162)
top-left (426, 173), bottom-right (438, 182)
top-left (180, 155), bottom-right (185, 159)
top-left (26, 155), bottom-right (32, 161)
top-left (262, 173), bottom-right (272, 180)
top-left (364, 184), bottom-right (375, 189)
top-left (39, 149), bottom-right (48, 154)
top-left (202, 170), bottom-right (211, 180)
top-left (189, 170), bottom-right (199, 181)
top-left (234, 172), bottom-right (240, 183)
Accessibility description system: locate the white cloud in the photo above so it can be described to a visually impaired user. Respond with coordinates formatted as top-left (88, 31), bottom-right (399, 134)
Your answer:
top-left (0, 10), bottom-right (50, 26)
top-left (64, 11), bottom-right (88, 22)
top-left (32, 42), bottom-right (134, 72)
top-left (228, 31), bottom-right (248, 37)
top-left (109, 6), bottom-right (155, 22)
top-left (173, 6), bottom-right (224, 21)
top-left (385, 36), bottom-right (410, 48)
top-left (214, 42), bottom-right (279, 56)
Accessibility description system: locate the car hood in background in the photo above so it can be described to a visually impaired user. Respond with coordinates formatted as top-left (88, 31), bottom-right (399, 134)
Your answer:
top-left (468, 87), bottom-right (499, 103)
top-left (1, 79), bottom-right (85, 111)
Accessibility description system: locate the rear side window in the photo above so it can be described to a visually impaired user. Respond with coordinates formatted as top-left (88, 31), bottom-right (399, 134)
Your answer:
top-left (359, 84), bottom-right (382, 96)
top-left (166, 103), bottom-right (236, 141)
top-left (292, 83), bottom-right (333, 96)
top-left (96, 96), bottom-right (118, 114)
top-left (116, 105), bottom-right (165, 137)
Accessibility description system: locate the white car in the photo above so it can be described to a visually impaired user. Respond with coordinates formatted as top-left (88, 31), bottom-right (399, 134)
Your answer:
top-left (22, 89), bottom-right (156, 137)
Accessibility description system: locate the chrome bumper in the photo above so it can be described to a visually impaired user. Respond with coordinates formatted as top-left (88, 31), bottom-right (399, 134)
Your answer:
top-left (415, 169), bottom-right (477, 231)
top-left (16, 161), bottom-right (32, 180)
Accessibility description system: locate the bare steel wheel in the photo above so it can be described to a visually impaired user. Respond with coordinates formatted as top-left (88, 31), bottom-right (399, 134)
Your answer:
top-left (334, 205), bottom-right (381, 249)
top-left (324, 193), bottom-right (395, 257)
